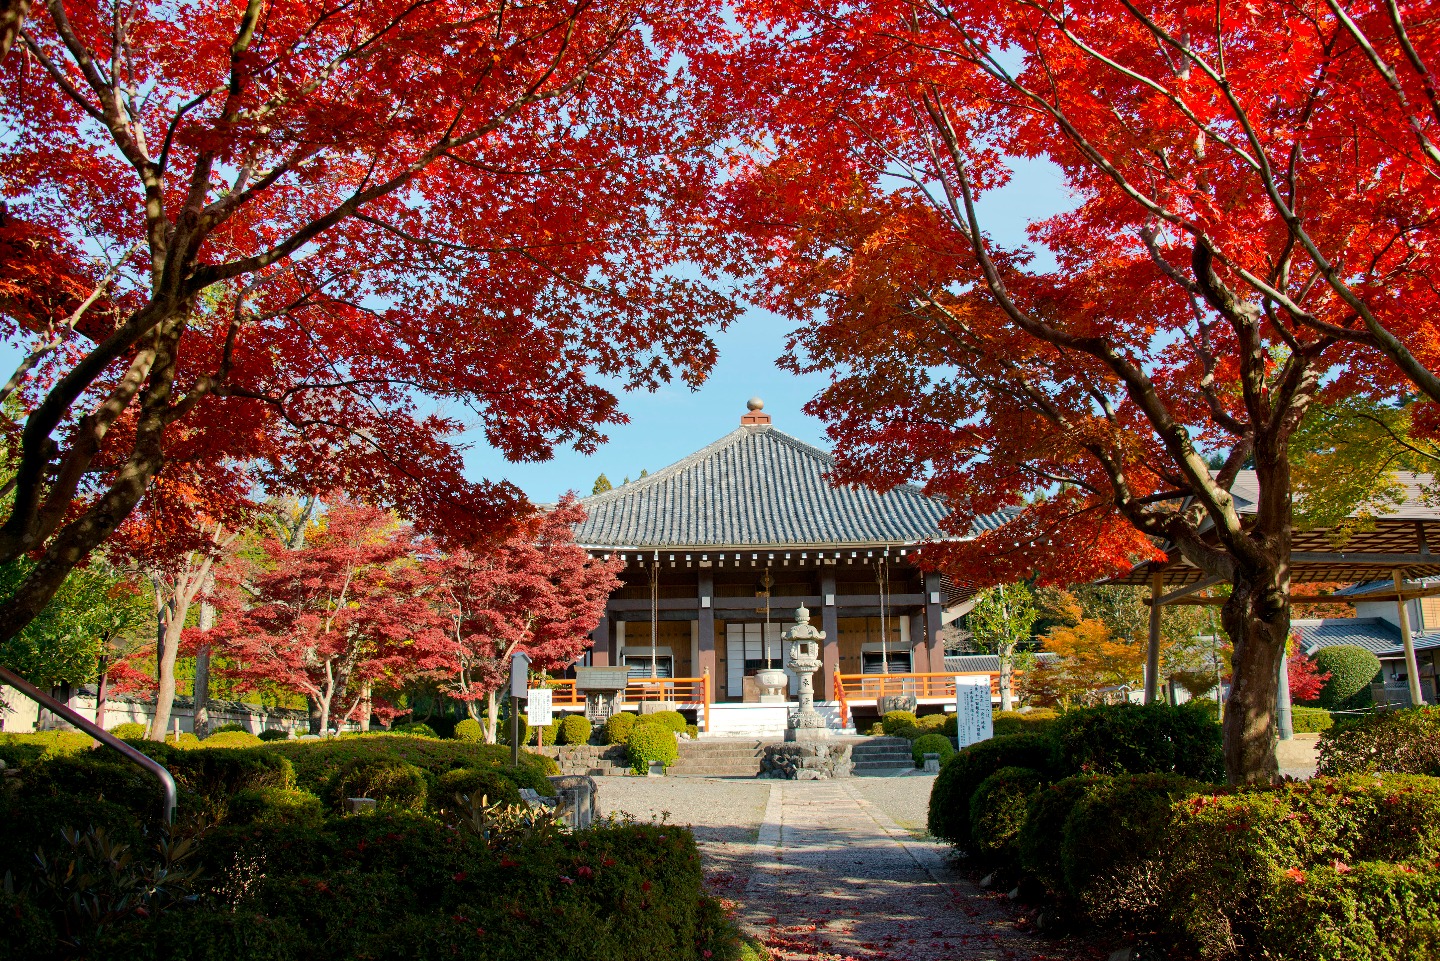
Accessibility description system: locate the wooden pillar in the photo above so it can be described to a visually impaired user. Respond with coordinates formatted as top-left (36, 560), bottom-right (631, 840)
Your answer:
top-left (590, 615), bottom-right (611, 668)
top-left (909, 614), bottom-right (928, 673)
top-left (924, 572), bottom-right (944, 678)
top-left (821, 566), bottom-right (839, 697)
top-left (1145, 572), bottom-right (1163, 705)
top-left (1395, 571), bottom-right (1426, 706)
top-left (698, 570), bottom-right (717, 682)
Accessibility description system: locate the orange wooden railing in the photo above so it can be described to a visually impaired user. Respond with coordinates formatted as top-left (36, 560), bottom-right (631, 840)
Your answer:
top-left (833, 671), bottom-right (1003, 728)
top-left (529, 670), bottom-right (713, 732)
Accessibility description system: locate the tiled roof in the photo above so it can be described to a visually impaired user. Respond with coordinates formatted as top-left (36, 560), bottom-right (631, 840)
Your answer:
top-left (1333, 577), bottom-right (1440, 598)
top-left (1293, 618), bottom-right (1440, 657)
top-left (573, 424), bottom-right (1013, 549)
top-left (943, 653), bottom-right (1057, 673)
top-left (1230, 470), bottom-right (1440, 520)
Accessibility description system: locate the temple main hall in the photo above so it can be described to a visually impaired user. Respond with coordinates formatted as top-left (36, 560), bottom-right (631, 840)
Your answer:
top-left (565, 399), bottom-right (1008, 735)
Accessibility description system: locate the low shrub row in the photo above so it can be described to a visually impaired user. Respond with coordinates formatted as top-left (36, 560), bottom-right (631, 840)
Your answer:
top-left (1290, 705), bottom-right (1334, 733)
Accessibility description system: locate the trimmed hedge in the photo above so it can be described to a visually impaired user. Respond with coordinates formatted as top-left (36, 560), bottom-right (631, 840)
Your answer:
top-left (942, 713), bottom-right (958, 738)
top-left (992, 709), bottom-right (1059, 737)
top-left (391, 721), bottom-right (439, 738)
top-left (1290, 706), bottom-right (1335, 733)
top-left (911, 733), bottom-right (955, 768)
top-left (229, 788), bottom-right (325, 827)
top-left (1050, 701), bottom-right (1223, 780)
top-left (199, 730), bottom-right (264, 748)
top-left (559, 715), bottom-right (593, 745)
top-left (323, 756), bottom-right (428, 811)
top-left (969, 766), bottom-right (1047, 864)
top-left (433, 768), bottom-right (523, 809)
top-left (1313, 645), bottom-right (1382, 710)
top-left (882, 710), bottom-right (919, 736)
top-left (1018, 775), bottom-right (1106, 896)
top-left (627, 724), bottom-right (679, 774)
top-left (1255, 861), bottom-right (1440, 961)
top-left (1060, 773), bottom-right (1201, 903)
top-left (604, 712), bottom-right (638, 745)
top-left (258, 729), bottom-right (291, 742)
top-left (927, 733), bottom-right (1056, 846)
top-left (110, 722), bottom-right (148, 739)
top-left (0, 731), bottom-right (95, 768)
top-left (639, 710), bottom-right (687, 734)
top-left (453, 718), bottom-right (484, 742)
top-left (1318, 706), bottom-right (1440, 776)
top-left (262, 736), bottom-right (557, 796)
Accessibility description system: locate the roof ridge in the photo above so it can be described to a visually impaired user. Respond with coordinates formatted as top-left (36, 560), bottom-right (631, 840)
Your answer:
top-left (579, 426), bottom-right (755, 506)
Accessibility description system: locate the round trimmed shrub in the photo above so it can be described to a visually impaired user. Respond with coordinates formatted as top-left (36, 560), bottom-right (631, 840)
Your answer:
top-left (1312, 646), bottom-right (1382, 709)
top-left (604, 712), bottom-right (638, 745)
top-left (199, 730), bottom-right (263, 748)
top-left (453, 718), bottom-right (484, 742)
top-left (212, 723), bottom-right (250, 735)
top-left (882, 710), bottom-right (919, 736)
top-left (916, 713), bottom-right (947, 732)
top-left (927, 732), bottom-right (1056, 847)
top-left (229, 788), bottom-right (324, 827)
top-left (969, 766), bottom-right (1048, 864)
top-left (390, 721), bottom-right (438, 738)
top-left (911, 733), bottom-right (955, 768)
top-left (684, 724), bottom-right (699, 739)
top-left (626, 724), bottom-right (679, 774)
top-left (1290, 706), bottom-right (1334, 734)
top-left (559, 714), bottom-right (593, 746)
top-left (257, 729), bottom-right (291, 742)
top-left (638, 710), bottom-right (687, 733)
top-left (110, 722), bottom-right (148, 740)
top-left (942, 714), bottom-right (958, 738)
top-left (533, 720), bottom-right (562, 746)
top-left (1318, 706), bottom-right (1440, 776)
top-left (433, 767), bottom-right (522, 808)
top-left (500, 764), bottom-right (557, 797)
top-left (1050, 701), bottom-right (1222, 780)
top-left (1061, 773), bottom-right (1201, 901)
top-left (1019, 775), bottom-right (1106, 895)
top-left (325, 756), bottom-right (428, 811)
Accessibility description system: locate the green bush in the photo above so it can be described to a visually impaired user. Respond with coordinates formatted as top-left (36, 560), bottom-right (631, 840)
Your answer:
top-left (881, 710), bottom-right (919, 736)
top-left (916, 713), bottom-right (947, 732)
top-left (497, 764), bottom-right (557, 798)
top-left (1318, 706), bottom-right (1440, 776)
top-left (559, 714), bottom-right (592, 745)
top-left (1312, 645), bottom-right (1382, 709)
top-left (638, 710), bottom-right (687, 733)
top-left (199, 730), bottom-right (264, 748)
top-left (0, 731), bottom-right (95, 768)
top-left (911, 733), bottom-right (955, 768)
top-left (433, 768), bottom-right (522, 809)
top-left (1254, 860), bottom-right (1440, 961)
top-left (110, 722), bottom-right (148, 740)
top-left (927, 732), bottom-right (1055, 847)
top-left (604, 712), bottom-right (638, 745)
top-left (533, 720), bottom-right (562, 746)
top-left (453, 718), bottom-right (484, 742)
top-left (21, 754), bottom-right (165, 817)
top-left (942, 714), bottom-right (957, 738)
top-left (1050, 701), bottom-right (1223, 780)
top-left (684, 724), bottom-right (699, 739)
top-left (212, 723), bottom-right (250, 734)
top-left (969, 766), bottom-right (1047, 864)
top-left (867, 721), bottom-right (886, 736)
top-left (1060, 773), bottom-right (1201, 903)
top-left (391, 721), bottom-right (439, 738)
top-left (626, 724), bottom-right (679, 774)
top-left (1019, 775), bottom-right (1106, 896)
top-left (324, 756), bottom-right (427, 811)
top-left (992, 709), bottom-right (1059, 737)
top-left (258, 729), bottom-right (291, 742)
top-left (262, 736), bottom-right (556, 795)
top-left (1291, 706), bottom-right (1335, 733)
top-left (228, 788), bottom-right (324, 827)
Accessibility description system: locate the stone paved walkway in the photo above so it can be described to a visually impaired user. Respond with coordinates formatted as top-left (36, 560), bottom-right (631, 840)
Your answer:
top-left (739, 781), bottom-right (1087, 961)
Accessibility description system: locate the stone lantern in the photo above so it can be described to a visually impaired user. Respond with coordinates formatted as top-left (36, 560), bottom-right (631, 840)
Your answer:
top-left (783, 605), bottom-right (828, 741)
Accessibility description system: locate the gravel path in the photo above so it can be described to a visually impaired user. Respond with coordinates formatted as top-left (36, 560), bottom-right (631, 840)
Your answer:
top-left (596, 775), bottom-right (1088, 961)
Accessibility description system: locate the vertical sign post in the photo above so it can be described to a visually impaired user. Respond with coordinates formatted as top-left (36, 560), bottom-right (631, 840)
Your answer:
top-left (510, 651), bottom-right (531, 767)
top-left (955, 676), bottom-right (994, 748)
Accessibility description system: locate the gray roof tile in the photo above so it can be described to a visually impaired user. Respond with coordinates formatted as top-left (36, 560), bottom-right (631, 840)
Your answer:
top-left (1293, 617), bottom-right (1440, 657)
top-left (573, 424), bottom-right (1010, 548)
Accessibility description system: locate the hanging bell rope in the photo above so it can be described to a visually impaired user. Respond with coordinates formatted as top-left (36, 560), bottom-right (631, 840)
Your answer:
top-left (650, 551), bottom-right (659, 680)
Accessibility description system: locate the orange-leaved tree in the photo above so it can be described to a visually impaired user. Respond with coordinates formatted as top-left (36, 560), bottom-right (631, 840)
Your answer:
top-left (726, 0), bottom-right (1440, 782)
top-left (0, 0), bottom-right (741, 650)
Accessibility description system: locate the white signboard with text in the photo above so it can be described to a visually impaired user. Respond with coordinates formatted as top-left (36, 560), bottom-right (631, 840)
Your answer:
top-left (526, 688), bottom-right (553, 728)
top-left (955, 676), bottom-right (994, 747)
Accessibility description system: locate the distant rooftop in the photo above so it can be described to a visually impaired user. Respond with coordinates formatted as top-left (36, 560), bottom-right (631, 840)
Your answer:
top-left (1293, 617), bottom-right (1440, 658)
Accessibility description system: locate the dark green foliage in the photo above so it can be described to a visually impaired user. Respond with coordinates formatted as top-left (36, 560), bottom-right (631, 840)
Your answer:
top-left (453, 718), bottom-right (484, 742)
top-left (1050, 701), bottom-right (1223, 780)
top-left (95, 910), bottom-right (307, 961)
top-left (991, 709), bottom-right (1059, 737)
top-left (535, 719), bottom-right (562, 746)
top-left (969, 766), bottom-right (1047, 864)
top-left (604, 712), bottom-right (638, 745)
top-left (212, 723), bottom-right (250, 734)
top-left (626, 724), bottom-right (679, 773)
top-left (926, 732), bottom-right (1055, 846)
top-left (684, 724), bottom-right (699, 739)
top-left (390, 721), bottom-right (439, 738)
top-left (1312, 645), bottom-right (1382, 709)
top-left (324, 756), bottom-right (428, 811)
top-left (639, 710), bottom-right (687, 733)
top-left (499, 765), bottom-right (557, 798)
top-left (1318, 706), bottom-right (1440, 776)
top-left (228, 788), bottom-right (324, 827)
top-left (1290, 706), bottom-right (1335, 733)
top-left (942, 713), bottom-right (957, 738)
top-left (0, 792), bottom-right (147, 877)
top-left (910, 733), bottom-right (955, 767)
top-left (1059, 773), bottom-right (1200, 900)
top-left (433, 768), bottom-right (523, 809)
top-left (262, 735), bottom-right (556, 795)
top-left (1254, 861), bottom-right (1440, 961)
top-left (20, 754), bottom-right (167, 817)
top-left (257, 729), bottom-right (290, 742)
top-left (1018, 775), bottom-right (1106, 896)
top-left (881, 710), bottom-right (918, 736)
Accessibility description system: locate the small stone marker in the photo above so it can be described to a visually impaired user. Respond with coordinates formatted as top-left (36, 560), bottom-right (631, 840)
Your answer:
top-left (345, 797), bottom-right (376, 814)
top-left (955, 676), bottom-right (994, 747)
top-left (922, 752), bottom-right (941, 773)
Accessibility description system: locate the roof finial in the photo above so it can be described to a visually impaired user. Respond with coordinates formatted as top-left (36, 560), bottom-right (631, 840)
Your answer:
top-left (741, 397), bottom-right (772, 426)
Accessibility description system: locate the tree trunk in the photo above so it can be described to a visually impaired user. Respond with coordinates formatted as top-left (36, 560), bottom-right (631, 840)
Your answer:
top-left (94, 656), bottom-right (109, 726)
top-left (484, 689), bottom-right (499, 744)
top-left (359, 682), bottom-right (372, 732)
top-left (0, 0), bottom-right (33, 62)
top-left (317, 690), bottom-right (333, 736)
top-left (998, 642), bottom-right (1014, 712)
top-left (1219, 572), bottom-right (1290, 784)
top-left (191, 596), bottom-right (215, 736)
top-left (307, 696), bottom-right (322, 735)
top-left (148, 604), bottom-right (187, 740)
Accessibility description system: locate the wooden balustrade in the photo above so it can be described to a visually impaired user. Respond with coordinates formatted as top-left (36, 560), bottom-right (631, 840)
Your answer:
top-left (833, 671), bottom-right (1003, 728)
top-left (529, 672), bottom-right (713, 732)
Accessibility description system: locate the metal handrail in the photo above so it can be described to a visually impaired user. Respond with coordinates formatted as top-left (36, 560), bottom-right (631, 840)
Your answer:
top-left (0, 664), bottom-right (177, 824)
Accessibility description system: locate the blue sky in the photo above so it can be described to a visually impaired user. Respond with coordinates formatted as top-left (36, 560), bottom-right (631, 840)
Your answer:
top-left (466, 156), bottom-right (1075, 502)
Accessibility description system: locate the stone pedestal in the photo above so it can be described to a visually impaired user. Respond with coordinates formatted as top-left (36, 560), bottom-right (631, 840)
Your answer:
top-left (760, 743), bottom-right (854, 779)
top-left (783, 605), bottom-right (829, 742)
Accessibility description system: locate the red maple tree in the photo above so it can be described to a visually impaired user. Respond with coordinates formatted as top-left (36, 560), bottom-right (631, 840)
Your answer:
top-left (725, 0), bottom-right (1440, 782)
top-left (0, 0), bottom-right (739, 647)
top-left (438, 496), bottom-right (621, 741)
top-left (1289, 651), bottom-right (1332, 705)
top-left (204, 502), bottom-right (452, 733)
